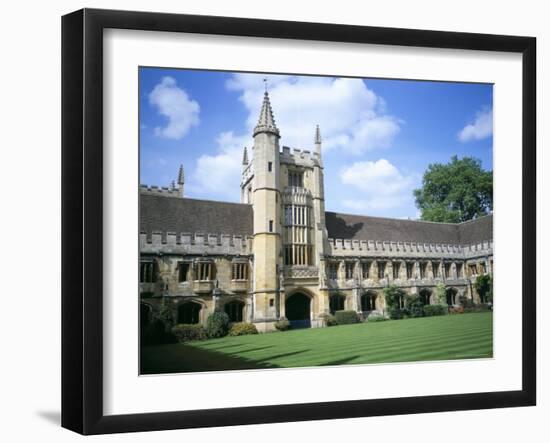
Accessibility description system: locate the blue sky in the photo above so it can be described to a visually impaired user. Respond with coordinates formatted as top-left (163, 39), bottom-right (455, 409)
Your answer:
top-left (140, 67), bottom-right (493, 219)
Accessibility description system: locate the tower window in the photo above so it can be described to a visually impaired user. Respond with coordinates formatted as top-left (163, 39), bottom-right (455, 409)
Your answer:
top-left (269, 220), bottom-right (273, 232)
top-left (288, 171), bottom-right (304, 187)
top-left (268, 161), bottom-right (272, 172)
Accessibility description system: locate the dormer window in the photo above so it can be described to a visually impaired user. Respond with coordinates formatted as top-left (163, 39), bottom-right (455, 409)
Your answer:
top-left (288, 170), bottom-right (304, 187)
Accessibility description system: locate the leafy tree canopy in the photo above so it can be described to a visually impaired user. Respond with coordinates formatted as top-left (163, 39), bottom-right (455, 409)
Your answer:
top-left (414, 156), bottom-right (493, 223)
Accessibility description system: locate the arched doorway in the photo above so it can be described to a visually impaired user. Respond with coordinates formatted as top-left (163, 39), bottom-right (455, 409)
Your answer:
top-left (329, 294), bottom-right (346, 314)
top-left (224, 300), bottom-right (244, 323)
top-left (361, 291), bottom-right (377, 312)
top-left (285, 292), bottom-right (311, 328)
top-left (419, 289), bottom-right (432, 306)
top-left (178, 301), bottom-right (202, 324)
top-left (446, 287), bottom-right (458, 306)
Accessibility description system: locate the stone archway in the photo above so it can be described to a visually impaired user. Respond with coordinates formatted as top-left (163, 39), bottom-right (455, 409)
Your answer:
top-left (285, 292), bottom-right (311, 329)
top-left (177, 301), bottom-right (202, 324)
top-left (361, 290), bottom-right (378, 312)
top-left (224, 300), bottom-right (245, 323)
top-left (446, 287), bottom-right (458, 306)
top-left (329, 293), bottom-right (346, 314)
top-left (419, 288), bottom-right (432, 306)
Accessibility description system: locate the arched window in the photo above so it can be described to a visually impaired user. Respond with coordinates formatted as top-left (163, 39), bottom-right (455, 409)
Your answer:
top-left (419, 289), bottom-right (432, 306)
top-left (178, 302), bottom-right (202, 324)
top-left (224, 300), bottom-right (244, 322)
top-left (329, 294), bottom-right (345, 314)
top-left (361, 292), bottom-right (377, 311)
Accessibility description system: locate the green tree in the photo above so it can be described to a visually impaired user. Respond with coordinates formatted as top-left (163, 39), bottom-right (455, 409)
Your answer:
top-left (414, 156), bottom-right (493, 223)
top-left (383, 285), bottom-right (407, 319)
top-left (474, 274), bottom-right (493, 304)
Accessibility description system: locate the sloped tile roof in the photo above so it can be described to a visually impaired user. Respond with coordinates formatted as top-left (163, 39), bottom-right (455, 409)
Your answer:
top-left (140, 194), bottom-right (253, 236)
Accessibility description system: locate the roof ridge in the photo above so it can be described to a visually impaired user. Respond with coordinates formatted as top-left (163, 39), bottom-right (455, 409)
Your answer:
top-left (141, 193), bottom-right (251, 208)
top-left (325, 210), bottom-right (461, 227)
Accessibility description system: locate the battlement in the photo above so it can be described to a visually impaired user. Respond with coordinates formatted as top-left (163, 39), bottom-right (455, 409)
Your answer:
top-left (140, 231), bottom-right (253, 256)
top-left (327, 238), bottom-right (493, 259)
top-left (280, 146), bottom-right (320, 167)
top-left (140, 184), bottom-right (180, 198)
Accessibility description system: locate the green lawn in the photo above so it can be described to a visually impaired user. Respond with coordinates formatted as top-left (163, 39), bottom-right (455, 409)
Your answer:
top-left (141, 312), bottom-right (493, 374)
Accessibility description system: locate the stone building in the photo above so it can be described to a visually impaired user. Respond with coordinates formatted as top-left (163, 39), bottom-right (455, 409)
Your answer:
top-left (140, 91), bottom-right (493, 331)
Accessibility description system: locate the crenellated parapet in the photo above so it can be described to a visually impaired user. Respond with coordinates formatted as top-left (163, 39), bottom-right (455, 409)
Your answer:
top-left (280, 146), bottom-right (321, 168)
top-left (140, 231), bottom-right (254, 256)
top-left (140, 184), bottom-right (180, 198)
top-left (327, 238), bottom-right (492, 260)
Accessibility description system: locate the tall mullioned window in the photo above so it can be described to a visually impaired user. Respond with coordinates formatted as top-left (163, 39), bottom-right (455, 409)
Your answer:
top-left (362, 261), bottom-right (371, 279)
top-left (140, 261), bottom-right (156, 283)
top-left (406, 262), bottom-right (414, 279)
top-left (422, 262), bottom-right (429, 278)
top-left (377, 261), bottom-right (386, 279)
top-left (288, 171), bottom-right (304, 187)
top-left (232, 262), bottom-right (248, 280)
top-left (392, 261), bottom-right (401, 279)
top-left (178, 262), bottom-right (190, 282)
top-left (283, 203), bottom-right (312, 266)
top-left (345, 262), bottom-right (355, 279)
top-left (432, 261), bottom-right (441, 278)
top-left (328, 263), bottom-right (339, 280)
top-left (196, 262), bottom-right (214, 281)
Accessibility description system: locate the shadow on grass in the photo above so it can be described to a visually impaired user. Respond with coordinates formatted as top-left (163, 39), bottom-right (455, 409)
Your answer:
top-left (141, 343), bottom-right (282, 374)
top-left (320, 355), bottom-right (361, 366)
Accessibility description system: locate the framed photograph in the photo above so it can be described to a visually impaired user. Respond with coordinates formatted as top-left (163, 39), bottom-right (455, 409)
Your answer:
top-left (61, 8), bottom-right (536, 435)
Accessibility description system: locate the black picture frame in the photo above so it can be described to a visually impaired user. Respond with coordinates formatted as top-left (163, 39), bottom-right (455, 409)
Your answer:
top-left (61, 8), bottom-right (536, 435)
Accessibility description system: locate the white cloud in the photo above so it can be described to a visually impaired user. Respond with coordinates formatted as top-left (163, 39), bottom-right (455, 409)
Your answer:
top-left (340, 159), bottom-right (419, 211)
top-left (458, 107), bottom-right (493, 142)
top-left (188, 131), bottom-right (252, 201)
top-left (226, 74), bottom-right (401, 154)
top-left (148, 76), bottom-right (200, 140)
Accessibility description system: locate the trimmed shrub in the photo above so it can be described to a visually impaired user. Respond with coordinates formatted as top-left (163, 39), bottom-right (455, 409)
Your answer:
top-left (205, 311), bottom-right (230, 338)
top-left (405, 294), bottom-right (425, 318)
top-left (319, 313), bottom-right (338, 327)
top-left (274, 319), bottom-right (291, 331)
top-left (423, 304), bottom-right (448, 317)
top-left (388, 307), bottom-right (405, 320)
top-left (228, 322), bottom-right (258, 336)
top-left (334, 310), bottom-right (360, 325)
top-left (171, 324), bottom-right (206, 342)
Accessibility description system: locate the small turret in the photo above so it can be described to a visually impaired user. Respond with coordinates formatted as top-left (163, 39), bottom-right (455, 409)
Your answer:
top-left (177, 164), bottom-right (184, 197)
top-left (242, 146), bottom-right (249, 166)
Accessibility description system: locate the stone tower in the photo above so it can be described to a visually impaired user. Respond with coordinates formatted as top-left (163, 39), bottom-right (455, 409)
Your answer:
top-left (251, 91), bottom-right (282, 329)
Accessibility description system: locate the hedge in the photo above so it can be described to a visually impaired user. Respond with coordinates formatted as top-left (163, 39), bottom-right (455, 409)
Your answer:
top-left (423, 305), bottom-right (448, 317)
top-left (228, 322), bottom-right (258, 336)
top-left (334, 310), bottom-right (360, 325)
top-left (171, 324), bottom-right (206, 342)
